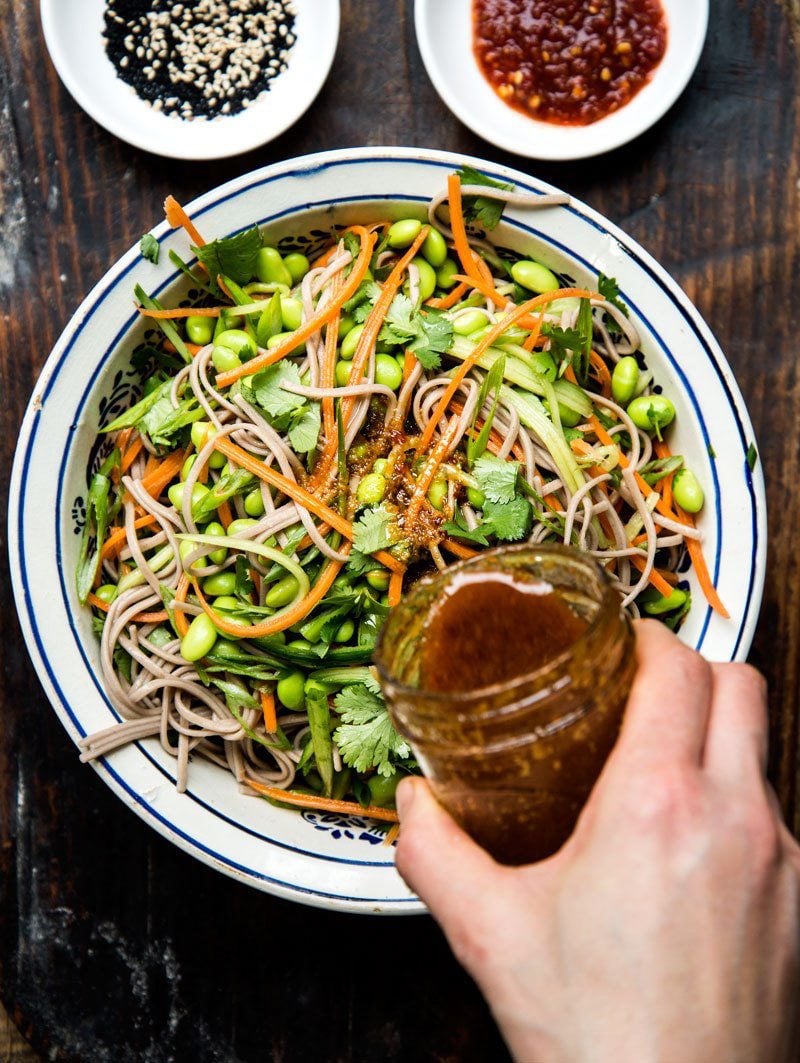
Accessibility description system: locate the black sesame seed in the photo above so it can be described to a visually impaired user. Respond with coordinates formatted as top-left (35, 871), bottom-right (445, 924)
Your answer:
top-left (103, 0), bottom-right (297, 120)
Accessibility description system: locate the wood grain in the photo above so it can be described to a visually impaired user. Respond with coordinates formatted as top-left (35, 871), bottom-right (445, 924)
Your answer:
top-left (0, 0), bottom-right (798, 1059)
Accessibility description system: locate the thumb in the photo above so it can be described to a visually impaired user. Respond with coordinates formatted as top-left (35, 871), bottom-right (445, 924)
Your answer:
top-left (395, 778), bottom-right (507, 955)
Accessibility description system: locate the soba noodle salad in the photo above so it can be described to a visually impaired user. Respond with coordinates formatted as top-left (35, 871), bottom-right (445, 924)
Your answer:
top-left (77, 169), bottom-right (726, 827)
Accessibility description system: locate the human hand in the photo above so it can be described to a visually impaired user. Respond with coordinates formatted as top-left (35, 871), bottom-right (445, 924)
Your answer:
top-left (395, 620), bottom-right (800, 1063)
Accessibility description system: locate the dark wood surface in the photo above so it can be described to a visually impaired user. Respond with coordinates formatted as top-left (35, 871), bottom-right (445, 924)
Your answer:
top-left (1, 1), bottom-right (799, 1059)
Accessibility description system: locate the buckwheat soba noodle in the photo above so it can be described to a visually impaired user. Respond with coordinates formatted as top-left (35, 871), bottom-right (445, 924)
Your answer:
top-left (76, 169), bottom-right (724, 826)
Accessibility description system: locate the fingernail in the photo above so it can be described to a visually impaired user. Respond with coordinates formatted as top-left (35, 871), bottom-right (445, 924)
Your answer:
top-left (395, 777), bottom-right (415, 818)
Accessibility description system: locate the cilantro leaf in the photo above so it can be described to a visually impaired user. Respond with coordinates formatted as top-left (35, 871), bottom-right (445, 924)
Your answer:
top-left (343, 279), bottom-right (381, 316)
top-left (352, 504), bottom-right (397, 555)
top-left (442, 510), bottom-right (490, 547)
top-left (597, 273), bottom-right (628, 316)
top-left (541, 324), bottom-right (584, 362)
top-left (192, 226), bottom-right (262, 286)
top-left (333, 685), bottom-right (411, 778)
top-left (139, 233), bottom-right (160, 264)
top-left (252, 362), bottom-right (307, 418)
top-left (456, 165), bottom-right (515, 230)
top-left (482, 497), bottom-right (533, 542)
top-left (746, 443), bottom-right (758, 471)
top-left (347, 549), bottom-right (383, 576)
top-left (288, 402), bottom-right (321, 453)
top-left (473, 454), bottom-right (520, 503)
top-left (378, 294), bottom-right (452, 371)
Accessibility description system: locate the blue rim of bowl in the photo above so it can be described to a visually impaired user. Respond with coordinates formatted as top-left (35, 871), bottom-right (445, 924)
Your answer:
top-left (9, 148), bottom-right (766, 911)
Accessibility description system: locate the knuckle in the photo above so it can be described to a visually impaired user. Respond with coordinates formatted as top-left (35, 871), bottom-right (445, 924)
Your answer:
top-left (725, 662), bottom-right (768, 702)
top-left (626, 763), bottom-right (702, 831)
top-left (671, 645), bottom-right (712, 690)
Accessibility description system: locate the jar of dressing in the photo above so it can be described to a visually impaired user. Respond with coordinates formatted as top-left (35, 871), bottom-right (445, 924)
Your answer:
top-left (375, 544), bottom-right (635, 865)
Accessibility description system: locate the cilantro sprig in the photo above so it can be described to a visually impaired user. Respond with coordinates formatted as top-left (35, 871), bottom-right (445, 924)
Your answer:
top-left (379, 294), bottom-right (453, 371)
top-left (333, 684), bottom-right (411, 778)
top-left (456, 166), bottom-right (515, 231)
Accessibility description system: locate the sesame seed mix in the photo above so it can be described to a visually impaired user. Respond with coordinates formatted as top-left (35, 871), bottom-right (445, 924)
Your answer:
top-left (103, 0), bottom-right (297, 120)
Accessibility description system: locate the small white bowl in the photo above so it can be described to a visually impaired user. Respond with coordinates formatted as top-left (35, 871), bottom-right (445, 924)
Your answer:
top-left (40, 0), bottom-right (340, 160)
top-left (415, 0), bottom-right (708, 160)
top-left (9, 148), bottom-right (765, 913)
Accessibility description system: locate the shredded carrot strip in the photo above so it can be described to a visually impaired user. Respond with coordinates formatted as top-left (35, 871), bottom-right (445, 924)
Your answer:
top-left (173, 573), bottom-right (191, 638)
top-left (136, 449), bottom-right (186, 501)
top-left (139, 306), bottom-right (221, 320)
top-left (320, 271), bottom-right (343, 444)
top-left (260, 690), bottom-right (277, 734)
top-left (441, 538), bottom-right (479, 560)
top-left (447, 173), bottom-right (483, 284)
top-left (427, 280), bottom-right (470, 310)
top-left (388, 570), bottom-right (404, 607)
top-left (383, 823), bottom-right (401, 846)
top-left (216, 227), bottom-right (377, 388)
top-left (243, 776), bottom-right (399, 823)
top-left (653, 439), bottom-right (675, 510)
top-left (630, 556), bottom-right (675, 599)
top-left (217, 499), bottom-right (234, 529)
top-left (100, 515), bottom-right (158, 562)
top-left (119, 435), bottom-right (144, 475)
top-left (164, 195), bottom-right (206, 248)
top-left (164, 340), bottom-right (203, 357)
top-left (402, 349), bottom-right (416, 384)
top-left (417, 288), bottom-right (596, 455)
top-left (522, 306), bottom-right (547, 351)
top-left (87, 593), bottom-right (168, 624)
top-left (589, 350), bottom-right (612, 398)
top-left (194, 549), bottom-right (349, 638)
top-left (407, 421), bottom-right (460, 525)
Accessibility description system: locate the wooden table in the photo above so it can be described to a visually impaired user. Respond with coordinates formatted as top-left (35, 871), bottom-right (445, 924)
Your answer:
top-left (1, 1), bottom-right (798, 1058)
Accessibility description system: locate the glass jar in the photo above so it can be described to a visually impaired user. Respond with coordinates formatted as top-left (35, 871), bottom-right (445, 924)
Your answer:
top-left (375, 544), bottom-right (635, 865)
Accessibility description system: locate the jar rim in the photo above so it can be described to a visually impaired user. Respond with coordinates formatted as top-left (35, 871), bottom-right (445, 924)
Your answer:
top-left (374, 543), bottom-right (624, 713)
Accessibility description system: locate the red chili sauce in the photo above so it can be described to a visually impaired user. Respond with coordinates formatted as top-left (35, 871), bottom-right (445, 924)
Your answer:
top-left (473, 0), bottom-right (668, 126)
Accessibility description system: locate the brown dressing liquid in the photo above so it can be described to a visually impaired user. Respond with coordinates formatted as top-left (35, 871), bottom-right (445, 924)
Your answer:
top-left (420, 572), bottom-right (587, 694)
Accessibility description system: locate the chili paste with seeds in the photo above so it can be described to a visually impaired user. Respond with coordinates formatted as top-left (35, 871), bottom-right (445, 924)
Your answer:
top-left (473, 0), bottom-right (668, 126)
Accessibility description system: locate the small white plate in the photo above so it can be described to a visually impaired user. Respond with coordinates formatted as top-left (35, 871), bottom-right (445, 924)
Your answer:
top-left (40, 0), bottom-right (340, 160)
top-left (415, 0), bottom-right (708, 160)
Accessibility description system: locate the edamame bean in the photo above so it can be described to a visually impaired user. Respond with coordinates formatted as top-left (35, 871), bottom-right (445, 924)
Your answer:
top-left (543, 400), bottom-right (582, 428)
top-left (181, 613), bottom-right (218, 662)
top-left (672, 469), bottom-right (705, 514)
top-left (277, 671), bottom-right (305, 709)
top-left (427, 478), bottom-right (447, 511)
top-left (265, 575), bottom-right (300, 608)
top-left (357, 472), bottom-right (387, 505)
top-left (212, 344), bottom-right (241, 373)
top-left (374, 353), bottom-right (403, 391)
top-left (205, 521), bottom-right (228, 565)
top-left (373, 458), bottom-right (388, 475)
top-left (387, 219), bottom-right (422, 248)
top-left (214, 639), bottom-right (245, 659)
top-left (181, 454), bottom-right (197, 481)
top-left (286, 638), bottom-right (314, 652)
top-left (334, 619), bottom-right (355, 643)
top-left (227, 517), bottom-right (258, 538)
top-left (412, 257), bottom-right (437, 301)
top-left (467, 487), bottom-right (485, 509)
top-left (168, 481), bottom-right (211, 513)
top-left (511, 260), bottom-right (560, 294)
top-left (266, 331), bottom-right (306, 354)
top-left (366, 568), bottom-right (390, 592)
top-left (179, 538), bottom-right (208, 573)
top-left (283, 252), bottom-right (310, 285)
top-left (453, 308), bottom-right (488, 335)
top-left (190, 421), bottom-right (225, 469)
top-left (244, 488), bottom-right (266, 517)
top-left (643, 588), bottom-right (688, 616)
top-left (335, 361), bottom-right (352, 387)
top-left (186, 314), bottom-right (214, 346)
top-left (202, 571), bottom-right (237, 597)
top-left (627, 394), bottom-right (676, 435)
top-left (280, 297), bottom-right (303, 332)
top-left (367, 772), bottom-right (400, 807)
top-left (216, 329), bottom-right (256, 361)
top-left (256, 247), bottom-right (292, 288)
top-left (611, 356), bottom-right (640, 406)
top-left (212, 595), bottom-right (240, 611)
top-left (95, 583), bottom-right (118, 604)
top-left (436, 257), bottom-right (459, 289)
top-left (338, 314), bottom-right (355, 339)
top-left (421, 227), bottom-right (447, 268)
top-left (340, 323), bottom-right (364, 360)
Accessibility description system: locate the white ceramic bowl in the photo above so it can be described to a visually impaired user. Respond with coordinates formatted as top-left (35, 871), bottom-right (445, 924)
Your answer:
top-left (40, 0), bottom-right (340, 160)
top-left (415, 0), bottom-right (709, 160)
top-left (9, 148), bottom-right (766, 913)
